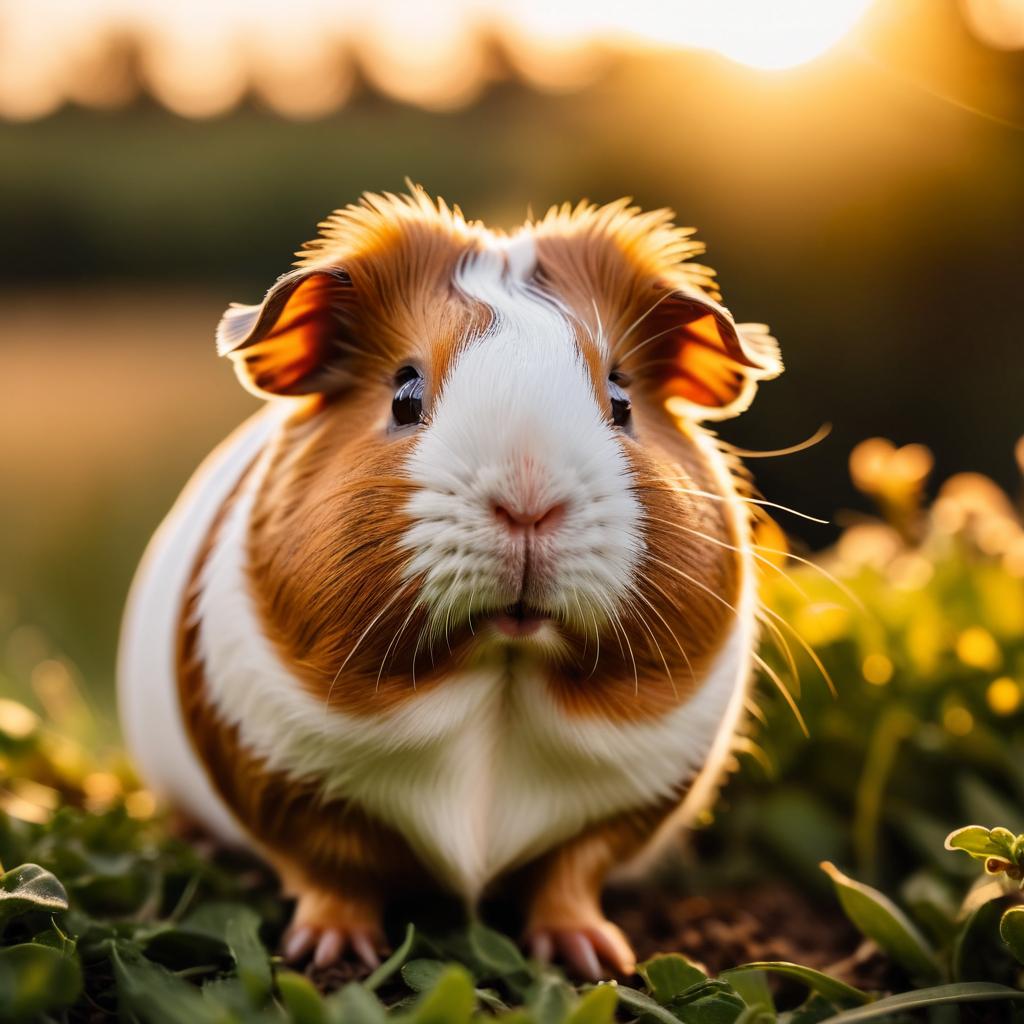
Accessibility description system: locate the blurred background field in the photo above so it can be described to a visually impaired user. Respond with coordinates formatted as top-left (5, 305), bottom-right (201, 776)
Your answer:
top-left (2, 0), bottom-right (1023, 733)
top-left (2, 1), bottom-right (1024, 1017)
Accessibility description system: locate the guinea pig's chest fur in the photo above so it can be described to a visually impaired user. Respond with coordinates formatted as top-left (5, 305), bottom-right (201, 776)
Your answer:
top-left (192, 443), bottom-right (753, 899)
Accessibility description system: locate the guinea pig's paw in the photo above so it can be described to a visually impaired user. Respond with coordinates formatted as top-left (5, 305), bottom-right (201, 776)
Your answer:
top-left (282, 890), bottom-right (386, 971)
top-left (526, 917), bottom-right (636, 981)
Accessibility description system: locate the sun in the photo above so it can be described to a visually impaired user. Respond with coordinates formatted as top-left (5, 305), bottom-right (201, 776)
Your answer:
top-left (613, 0), bottom-right (877, 70)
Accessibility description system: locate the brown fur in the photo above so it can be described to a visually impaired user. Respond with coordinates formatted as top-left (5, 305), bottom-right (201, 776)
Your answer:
top-left (177, 472), bottom-right (431, 897)
top-left (225, 193), bottom-right (753, 723)
top-left (175, 188), bottom-right (781, 972)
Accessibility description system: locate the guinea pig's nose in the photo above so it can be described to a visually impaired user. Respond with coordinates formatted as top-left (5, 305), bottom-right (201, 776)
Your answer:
top-left (491, 501), bottom-right (566, 537)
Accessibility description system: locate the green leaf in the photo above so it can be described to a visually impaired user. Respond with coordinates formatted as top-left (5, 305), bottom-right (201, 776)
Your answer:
top-left (225, 909), bottom-right (271, 1003)
top-left (999, 906), bottom-right (1024, 965)
top-left (527, 972), bottom-right (576, 1024)
top-left (815, 982), bottom-right (1024, 1023)
top-left (721, 969), bottom-right (773, 1015)
top-left (141, 925), bottom-right (230, 971)
top-left (672, 989), bottom-right (747, 1024)
top-left (639, 953), bottom-right (707, 1003)
top-left (0, 863), bottom-right (69, 927)
top-left (111, 942), bottom-right (229, 1024)
top-left (401, 958), bottom-right (447, 993)
top-left (780, 993), bottom-right (837, 1024)
top-left (364, 923), bottom-right (415, 992)
top-left (615, 984), bottom-right (688, 1024)
top-left (723, 962), bottom-right (870, 1006)
top-left (277, 971), bottom-right (327, 1024)
top-left (157, 901), bottom-right (269, 1001)
top-left (732, 1007), bottom-right (774, 1024)
top-left (820, 861), bottom-right (940, 983)
top-left (327, 983), bottom-right (388, 1024)
top-left (951, 896), bottom-right (1003, 982)
top-left (475, 985), bottom-right (510, 1012)
top-left (410, 965), bottom-right (476, 1024)
top-left (0, 942), bottom-right (82, 1021)
top-left (566, 983), bottom-right (618, 1024)
top-left (465, 920), bottom-right (529, 978)
top-left (944, 826), bottom-right (1012, 861)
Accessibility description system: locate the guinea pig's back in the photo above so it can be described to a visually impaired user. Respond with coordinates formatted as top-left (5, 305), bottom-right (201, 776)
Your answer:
top-left (117, 404), bottom-right (287, 844)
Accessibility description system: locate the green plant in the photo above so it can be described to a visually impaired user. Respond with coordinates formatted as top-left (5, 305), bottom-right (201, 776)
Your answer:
top-left (2, 436), bottom-right (1024, 1020)
top-left (946, 824), bottom-right (1024, 969)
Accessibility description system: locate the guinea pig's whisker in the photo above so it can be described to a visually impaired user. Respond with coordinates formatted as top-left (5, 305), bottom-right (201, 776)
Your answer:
top-left (325, 582), bottom-right (408, 708)
top-left (720, 422), bottom-right (832, 460)
top-left (639, 480), bottom-right (829, 526)
top-left (759, 604), bottom-right (837, 698)
top-left (733, 733), bottom-right (774, 775)
top-left (616, 322), bottom-right (682, 367)
top-left (646, 555), bottom-right (742, 623)
top-left (569, 588), bottom-right (602, 679)
top-left (643, 515), bottom-right (837, 703)
top-left (752, 544), bottom-right (867, 615)
top-left (614, 290), bottom-right (678, 359)
top-left (756, 613), bottom-right (801, 694)
top-left (600, 592), bottom-right (639, 695)
top-left (410, 620), bottom-right (430, 690)
top-left (627, 583), bottom-right (689, 695)
top-left (641, 513), bottom-right (802, 593)
top-left (744, 696), bottom-right (768, 726)
top-left (752, 650), bottom-right (808, 737)
top-left (588, 297), bottom-right (607, 352)
top-left (595, 590), bottom-right (628, 662)
top-left (569, 589), bottom-right (589, 660)
top-left (645, 558), bottom-right (809, 728)
top-left (375, 601), bottom-right (421, 693)
top-left (624, 593), bottom-right (677, 699)
top-left (636, 575), bottom-right (696, 686)
top-left (593, 589), bottom-right (630, 692)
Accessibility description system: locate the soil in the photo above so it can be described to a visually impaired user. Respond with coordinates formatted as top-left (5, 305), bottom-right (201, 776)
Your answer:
top-left (304, 879), bottom-right (894, 996)
top-left (606, 880), bottom-right (894, 991)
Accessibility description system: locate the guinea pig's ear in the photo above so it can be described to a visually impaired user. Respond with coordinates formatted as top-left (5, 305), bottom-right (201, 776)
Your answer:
top-left (625, 288), bottom-right (783, 421)
top-left (215, 267), bottom-right (355, 399)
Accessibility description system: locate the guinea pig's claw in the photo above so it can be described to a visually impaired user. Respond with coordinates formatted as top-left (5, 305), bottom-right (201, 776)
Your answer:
top-left (527, 921), bottom-right (636, 980)
top-left (283, 922), bottom-right (384, 971)
top-left (283, 926), bottom-right (314, 962)
top-left (351, 932), bottom-right (382, 969)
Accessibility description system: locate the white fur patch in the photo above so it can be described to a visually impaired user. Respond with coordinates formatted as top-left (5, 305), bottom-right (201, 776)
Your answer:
top-left (401, 236), bottom-right (641, 633)
top-left (117, 405), bottom-right (290, 845)
top-left (196, 448), bottom-right (754, 897)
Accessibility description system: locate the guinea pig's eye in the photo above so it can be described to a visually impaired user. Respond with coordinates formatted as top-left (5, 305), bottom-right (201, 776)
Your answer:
top-left (392, 366), bottom-right (425, 427)
top-left (608, 373), bottom-right (631, 429)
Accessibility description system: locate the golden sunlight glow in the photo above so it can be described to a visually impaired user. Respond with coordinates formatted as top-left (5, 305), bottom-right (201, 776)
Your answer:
top-left (987, 676), bottom-right (1022, 715)
top-left (82, 771), bottom-right (123, 811)
top-left (0, 698), bottom-right (39, 741)
top-left (962, 0), bottom-right (1024, 50)
top-left (607, 0), bottom-right (878, 70)
top-left (0, 0), bottom-right (880, 121)
top-left (125, 789), bottom-right (158, 820)
top-left (956, 626), bottom-right (1002, 671)
top-left (862, 653), bottom-right (893, 686)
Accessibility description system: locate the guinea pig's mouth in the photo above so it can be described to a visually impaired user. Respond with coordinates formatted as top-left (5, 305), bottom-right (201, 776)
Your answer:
top-left (489, 600), bottom-right (552, 639)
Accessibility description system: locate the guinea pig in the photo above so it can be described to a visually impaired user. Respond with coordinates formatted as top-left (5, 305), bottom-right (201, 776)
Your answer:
top-left (118, 186), bottom-right (782, 980)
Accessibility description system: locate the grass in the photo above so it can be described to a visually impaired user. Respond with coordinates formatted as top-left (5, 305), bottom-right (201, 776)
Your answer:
top-left (1, 436), bottom-right (1023, 1022)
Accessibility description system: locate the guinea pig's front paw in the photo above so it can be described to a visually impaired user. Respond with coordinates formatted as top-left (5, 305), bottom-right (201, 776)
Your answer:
top-left (526, 915), bottom-right (636, 981)
top-left (282, 889), bottom-right (386, 971)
